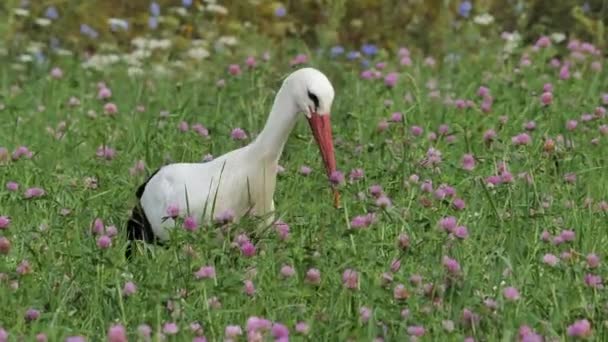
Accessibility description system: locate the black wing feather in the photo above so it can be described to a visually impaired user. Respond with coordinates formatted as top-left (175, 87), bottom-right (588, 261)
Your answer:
top-left (126, 168), bottom-right (162, 259)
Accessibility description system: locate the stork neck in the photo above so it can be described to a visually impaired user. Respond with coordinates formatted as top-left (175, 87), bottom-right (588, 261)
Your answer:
top-left (251, 87), bottom-right (299, 162)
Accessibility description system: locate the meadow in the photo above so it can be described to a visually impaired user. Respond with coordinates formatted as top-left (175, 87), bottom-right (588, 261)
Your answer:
top-left (1, 4), bottom-right (608, 341)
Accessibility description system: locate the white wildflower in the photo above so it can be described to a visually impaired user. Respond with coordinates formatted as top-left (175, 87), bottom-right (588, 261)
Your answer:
top-left (473, 13), bottom-right (494, 26)
top-left (18, 54), bottom-right (33, 63)
top-left (14, 8), bottom-right (30, 17)
top-left (206, 4), bottom-right (228, 15)
top-left (550, 32), bottom-right (566, 43)
top-left (108, 18), bottom-right (129, 31)
top-left (150, 39), bottom-right (172, 50)
top-left (187, 47), bottom-right (210, 60)
top-left (217, 36), bottom-right (238, 46)
top-left (127, 67), bottom-right (144, 77)
top-left (35, 18), bottom-right (51, 27)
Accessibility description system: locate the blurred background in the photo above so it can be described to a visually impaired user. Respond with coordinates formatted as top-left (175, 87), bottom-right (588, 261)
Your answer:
top-left (0, 0), bottom-right (605, 67)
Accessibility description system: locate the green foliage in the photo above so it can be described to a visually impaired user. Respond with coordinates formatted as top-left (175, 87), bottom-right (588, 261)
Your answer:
top-left (0, 28), bottom-right (607, 340)
top-left (1, 0), bottom-right (606, 57)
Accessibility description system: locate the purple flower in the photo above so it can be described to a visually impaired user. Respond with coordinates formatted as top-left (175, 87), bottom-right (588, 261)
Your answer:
top-left (5, 181), bottom-right (19, 192)
top-left (330, 45), bottom-right (345, 57)
top-left (359, 306), bottom-right (372, 323)
top-left (231, 128), bottom-right (247, 140)
top-left (225, 325), bottom-right (242, 338)
top-left (390, 112), bottom-right (403, 122)
top-left (166, 204), bottom-right (180, 218)
top-left (24, 187), bottom-right (45, 199)
top-left (329, 170), bottom-right (344, 185)
top-left (361, 44), bottom-right (378, 56)
top-left (240, 242), bottom-right (256, 257)
top-left (484, 129), bottom-right (497, 142)
top-left (163, 322), bottom-right (179, 335)
top-left (443, 256), bottom-right (460, 274)
top-left (349, 168), bottom-right (364, 182)
top-left (586, 253), bottom-right (600, 268)
top-left (272, 323), bottom-right (289, 340)
top-left (408, 125), bottom-right (423, 137)
top-left (274, 6), bottom-right (287, 17)
top-left (452, 198), bottom-right (466, 210)
top-left (567, 319), bottom-right (591, 338)
top-left (107, 324), bottom-right (127, 342)
top-left (45, 6), bottom-right (59, 20)
top-left (65, 336), bottom-right (87, 342)
top-left (274, 220), bottom-right (290, 240)
top-left (215, 209), bottom-right (235, 224)
top-left (542, 254), bottom-right (559, 266)
top-left (375, 195), bottom-right (392, 208)
top-left (512, 133), bottom-right (532, 146)
top-left (122, 281), bottom-right (137, 296)
top-left (305, 268), bottom-right (321, 284)
top-left (279, 264), bottom-right (295, 278)
top-left (566, 120), bottom-right (578, 131)
top-left (247, 316), bottom-right (271, 334)
top-left (454, 225), bottom-right (469, 239)
top-left (97, 235), bottom-right (112, 249)
top-left (560, 229), bottom-right (575, 242)
top-left (384, 72), bottom-right (398, 88)
top-left (25, 308), bottom-right (40, 321)
top-left (12, 146), bottom-right (33, 160)
top-left (183, 216), bottom-right (198, 231)
top-left (295, 322), bottom-right (310, 335)
top-left (438, 216), bottom-right (457, 232)
top-left (461, 154), bottom-right (475, 171)
top-left (243, 280), bottom-right (255, 296)
top-left (96, 145), bottom-right (116, 159)
top-left (80, 24), bottom-right (99, 39)
top-left (228, 64), bottom-right (242, 76)
top-left (0, 216), bottom-right (10, 230)
top-left (150, 2), bottom-right (160, 16)
top-left (194, 266), bottom-right (216, 279)
top-left (458, 1), bottom-right (472, 17)
top-left (342, 269), bottom-right (359, 289)
top-left (407, 325), bottom-right (425, 337)
top-left (503, 286), bottom-right (520, 301)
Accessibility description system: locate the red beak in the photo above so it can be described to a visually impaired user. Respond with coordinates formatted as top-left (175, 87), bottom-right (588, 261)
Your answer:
top-left (307, 113), bottom-right (340, 208)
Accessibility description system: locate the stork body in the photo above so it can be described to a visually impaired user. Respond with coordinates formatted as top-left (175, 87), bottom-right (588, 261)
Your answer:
top-left (126, 68), bottom-right (337, 256)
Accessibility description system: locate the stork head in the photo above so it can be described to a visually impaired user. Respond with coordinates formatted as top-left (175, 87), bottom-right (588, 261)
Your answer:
top-left (283, 68), bottom-right (339, 207)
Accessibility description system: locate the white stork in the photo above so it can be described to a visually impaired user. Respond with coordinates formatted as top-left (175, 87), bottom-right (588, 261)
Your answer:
top-left (126, 67), bottom-right (338, 257)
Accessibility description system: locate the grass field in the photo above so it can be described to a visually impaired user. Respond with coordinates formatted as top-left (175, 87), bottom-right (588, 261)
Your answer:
top-left (1, 35), bottom-right (607, 341)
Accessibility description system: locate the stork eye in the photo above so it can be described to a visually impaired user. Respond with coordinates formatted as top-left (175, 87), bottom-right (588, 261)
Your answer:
top-left (307, 91), bottom-right (319, 111)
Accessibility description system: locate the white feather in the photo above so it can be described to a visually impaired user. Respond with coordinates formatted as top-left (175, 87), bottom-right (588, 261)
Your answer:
top-left (138, 67), bottom-right (335, 241)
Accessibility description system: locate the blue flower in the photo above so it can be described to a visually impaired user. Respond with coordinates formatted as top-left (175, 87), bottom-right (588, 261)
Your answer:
top-left (110, 18), bottom-right (129, 32)
top-left (582, 2), bottom-right (590, 13)
top-left (360, 59), bottom-right (370, 68)
top-left (330, 45), bottom-right (345, 57)
top-left (458, 1), bottom-right (472, 18)
top-left (361, 44), bottom-right (378, 56)
top-left (150, 2), bottom-right (161, 17)
top-left (182, 0), bottom-right (192, 7)
top-left (45, 6), bottom-right (59, 20)
top-left (148, 17), bottom-right (158, 30)
top-left (80, 24), bottom-right (99, 39)
top-left (275, 6), bottom-right (287, 17)
top-left (346, 51), bottom-right (360, 60)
